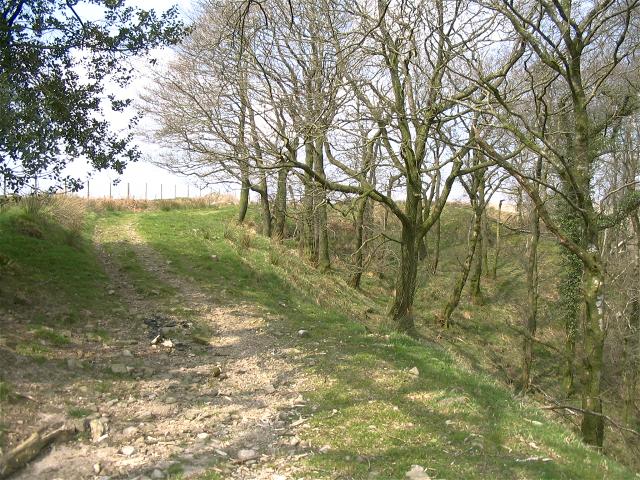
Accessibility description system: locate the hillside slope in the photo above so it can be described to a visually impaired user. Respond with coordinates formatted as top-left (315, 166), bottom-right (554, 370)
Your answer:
top-left (0, 203), bottom-right (636, 479)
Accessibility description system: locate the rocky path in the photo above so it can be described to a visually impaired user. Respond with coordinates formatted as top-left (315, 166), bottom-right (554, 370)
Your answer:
top-left (12, 216), bottom-right (314, 480)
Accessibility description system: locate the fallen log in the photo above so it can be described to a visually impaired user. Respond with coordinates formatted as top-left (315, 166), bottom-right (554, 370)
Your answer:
top-left (0, 422), bottom-right (77, 479)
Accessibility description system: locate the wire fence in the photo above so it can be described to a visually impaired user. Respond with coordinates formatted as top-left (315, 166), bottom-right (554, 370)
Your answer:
top-left (80, 181), bottom-right (232, 200)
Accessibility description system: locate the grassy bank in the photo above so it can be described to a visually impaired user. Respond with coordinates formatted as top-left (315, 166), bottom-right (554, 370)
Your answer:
top-left (132, 207), bottom-right (635, 479)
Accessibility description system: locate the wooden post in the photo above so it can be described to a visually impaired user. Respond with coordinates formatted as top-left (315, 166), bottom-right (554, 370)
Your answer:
top-left (145, 183), bottom-right (148, 200)
top-left (109, 182), bottom-right (112, 199)
top-left (187, 185), bottom-right (190, 198)
top-left (160, 184), bottom-right (163, 200)
top-left (86, 180), bottom-right (90, 199)
top-left (127, 183), bottom-right (130, 199)
top-left (174, 184), bottom-right (177, 199)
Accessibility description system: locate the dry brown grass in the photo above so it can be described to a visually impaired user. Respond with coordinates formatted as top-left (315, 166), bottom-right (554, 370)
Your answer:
top-left (86, 193), bottom-right (237, 212)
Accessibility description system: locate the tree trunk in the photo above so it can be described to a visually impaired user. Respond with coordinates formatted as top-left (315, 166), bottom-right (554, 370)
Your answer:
top-left (238, 176), bottom-right (250, 223)
top-left (559, 204), bottom-right (583, 397)
top-left (259, 188), bottom-right (272, 237)
top-left (624, 215), bottom-right (640, 422)
top-left (431, 217), bottom-right (441, 274)
top-left (580, 261), bottom-right (606, 447)
top-left (349, 196), bottom-right (367, 288)
top-left (470, 169), bottom-right (485, 305)
top-left (492, 200), bottom-right (503, 279)
top-left (442, 208), bottom-right (482, 328)
top-left (521, 200), bottom-right (540, 391)
top-left (389, 223), bottom-right (418, 333)
top-left (314, 137), bottom-right (330, 272)
top-left (274, 165), bottom-right (288, 240)
top-left (469, 225), bottom-right (483, 305)
top-left (300, 139), bottom-right (316, 260)
top-left (417, 197), bottom-right (428, 261)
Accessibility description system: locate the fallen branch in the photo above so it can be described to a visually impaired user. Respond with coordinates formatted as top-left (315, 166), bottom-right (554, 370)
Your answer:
top-left (533, 384), bottom-right (640, 438)
top-left (0, 422), bottom-right (77, 479)
top-left (541, 405), bottom-right (640, 438)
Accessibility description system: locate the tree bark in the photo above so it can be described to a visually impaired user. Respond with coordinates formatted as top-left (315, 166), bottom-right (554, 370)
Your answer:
top-left (389, 223), bottom-right (419, 333)
top-left (238, 175), bottom-right (250, 223)
top-left (274, 165), bottom-right (289, 240)
top-left (579, 261), bottom-right (606, 447)
top-left (349, 196), bottom-right (367, 288)
top-left (522, 199), bottom-right (540, 391)
top-left (314, 137), bottom-right (331, 272)
top-left (492, 200), bottom-right (503, 279)
top-left (442, 207), bottom-right (483, 328)
top-left (258, 187), bottom-right (272, 237)
top-left (300, 139), bottom-right (317, 260)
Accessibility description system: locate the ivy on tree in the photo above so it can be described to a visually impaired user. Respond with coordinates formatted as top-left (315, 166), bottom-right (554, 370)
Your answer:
top-left (0, 0), bottom-right (187, 192)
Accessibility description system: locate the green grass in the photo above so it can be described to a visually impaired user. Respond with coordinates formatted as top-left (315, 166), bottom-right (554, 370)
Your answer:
top-left (95, 212), bottom-right (176, 299)
top-left (0, 380), bottom-right (11, 403)
top-left (0, 207), bottom-right (119, 320)
top-left (1, 201), bottom-right (636, 477)
top-left (131, 207), bottom-right (635, 479)
top-left (32, 326), bottom-right (70, 346)
top-left (67, 407), bottom-right (93, 418)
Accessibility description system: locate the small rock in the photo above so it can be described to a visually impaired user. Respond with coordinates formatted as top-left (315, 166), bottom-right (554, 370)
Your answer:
top-left (196, 432), bottom-right (209, 440)
top-left (161, 339), bottom-right (174, 348)
top-left (212, 365), bottom-right (222, 377)
top-left (110, 364), bottom-right (128, 374)
top-left (89, 419), bottom-right (106, 442)
top-left (210, 255), bottom-right (219, 261)
top-left (319, 444), bottom-right (331, 453)
top-left (408, 367), bottom-right (420, 376)
top-left (165, 397), bottom-right (177, 404)
top-left (108, 289), bottom-right (115, 295)
top-left (297, 329), bottom-right (309, 338)
top-left (151, 469), bottom-right (165, 479)
top-left (120, 445), bottom-right (136, 456)
top-left (122, 426), bottom-right (139, 437)
top-left (145, 436), bottom-right (159, 444)
top-left (93, 463), bottom-right (101, 474)
top-left (122, 350), bottom-right (133, 357)
top-left (264, 384), bottom-right (276, 394)
top-left (405, 465), bottom-right (431, 480)
top-left (289, 436), bottom-right (300, 447)
top-left (237, 449), bottom-right (258, 462)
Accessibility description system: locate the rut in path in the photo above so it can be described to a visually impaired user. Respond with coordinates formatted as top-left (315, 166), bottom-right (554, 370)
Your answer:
top-left (14, 215), bottom-right (315, 480)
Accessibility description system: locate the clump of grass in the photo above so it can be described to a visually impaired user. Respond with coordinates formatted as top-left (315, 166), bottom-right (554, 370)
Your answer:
top-left (0, 380), bottom-right (11, 403)
top-left (88, 327), bottom-right (110, 342)
top-left (33, 326), bottom-right (70, 346)
top-left (67, 407), bottom-right (93, 418)
top-left (94, 380), bottom-right (114, 394)
top-left (15, 341), bottom-right (49, 363)
top-left (222, 222), bottom-right (254, 253)
top-left (167, 463), bottom-right (184, 477)
top-left (268, 245), bottom-right (282, 266)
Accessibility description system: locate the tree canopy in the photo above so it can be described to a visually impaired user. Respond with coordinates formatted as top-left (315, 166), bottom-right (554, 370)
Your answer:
top-left (0, 0), bottom-right (187, 192)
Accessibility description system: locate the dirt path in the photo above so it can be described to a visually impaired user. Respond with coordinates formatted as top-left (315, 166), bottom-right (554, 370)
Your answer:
top-left (11, 215), bottom-right (313, 480)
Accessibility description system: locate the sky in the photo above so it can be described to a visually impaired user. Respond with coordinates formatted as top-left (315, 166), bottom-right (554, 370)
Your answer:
top-left (61, 0), bottom-right (222, 200)
top-left (60, 0), bottom-right (492, 205)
